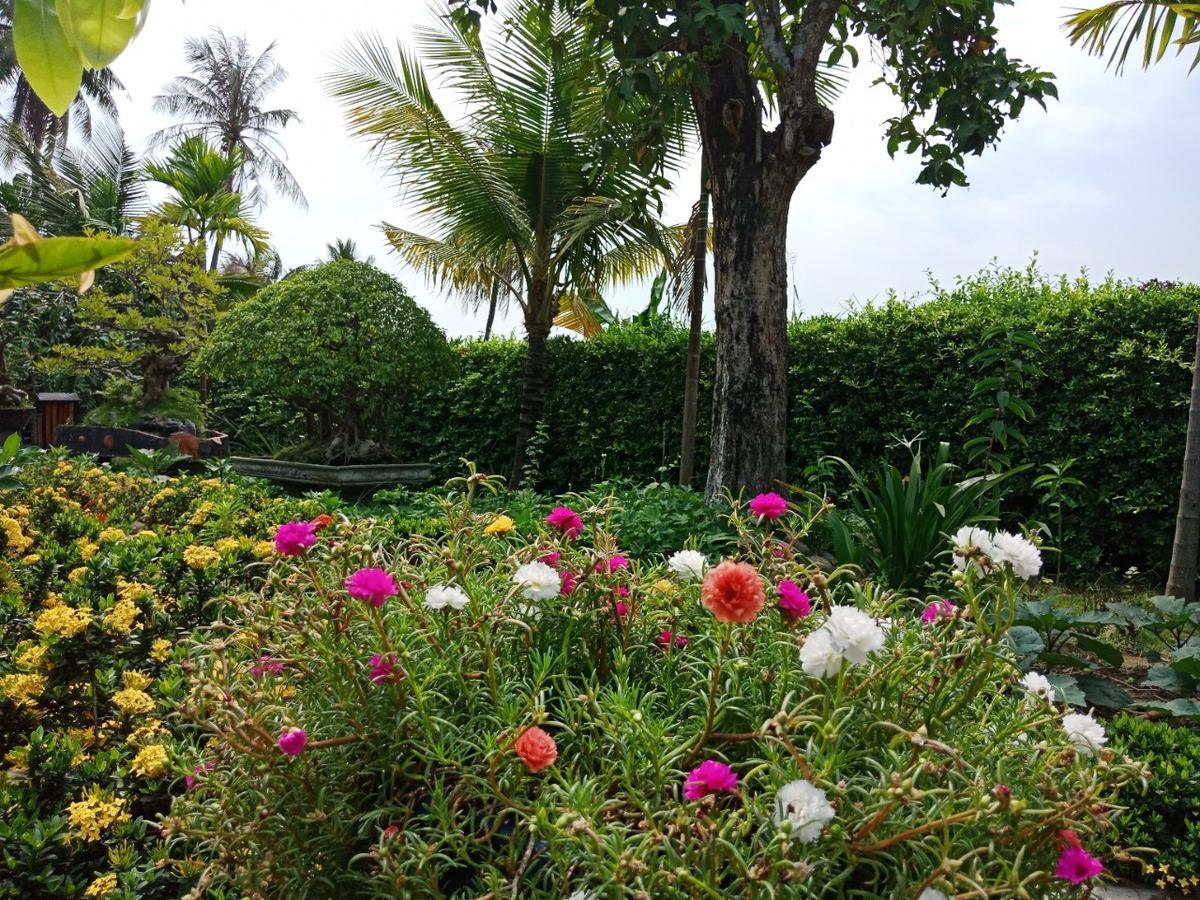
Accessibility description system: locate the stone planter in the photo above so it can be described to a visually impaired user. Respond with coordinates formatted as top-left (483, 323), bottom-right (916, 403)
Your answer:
top-left (0, 407), bottom-right (34, 443)
top-left (229, 456), bottom-right (431, 494)
top-left (56, 424), bottom-right (230, 459)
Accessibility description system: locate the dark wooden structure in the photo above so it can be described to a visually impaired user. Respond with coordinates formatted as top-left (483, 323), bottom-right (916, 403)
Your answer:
top-left (55, 425), bottom-right (229, 459)
top-left (35, 393), bottom-right (79, 447)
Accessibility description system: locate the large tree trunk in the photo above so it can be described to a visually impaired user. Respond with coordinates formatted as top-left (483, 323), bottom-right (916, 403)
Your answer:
top-left (510, 292), bottom-right (553, 488)
top-left (679, 164), bottom-right (710, 488)
top-left (1167, 314), bottom-right (1200, 602)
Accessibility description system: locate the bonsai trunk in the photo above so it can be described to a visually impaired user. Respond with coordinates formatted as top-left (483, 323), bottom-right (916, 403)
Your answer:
top-left (1167, 313), bottom-right (1200, 602)
top-left (141, 353), bottom-right (182, 408)
top-left (679, 165), bottom-right (710, 488)
top-left (511, 293), bottom-right (553, 488)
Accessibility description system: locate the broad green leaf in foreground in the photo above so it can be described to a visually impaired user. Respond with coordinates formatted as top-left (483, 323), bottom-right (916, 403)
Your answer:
top-left (13, 0), bottom-right (83, 116)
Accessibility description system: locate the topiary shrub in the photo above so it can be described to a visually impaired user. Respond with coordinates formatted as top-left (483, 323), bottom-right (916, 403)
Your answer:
top-left (198, 260), bottom-right (455, 462)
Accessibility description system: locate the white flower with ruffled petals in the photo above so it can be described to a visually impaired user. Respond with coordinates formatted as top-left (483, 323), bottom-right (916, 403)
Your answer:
top-left (667, 550), bottom-right (706, 581)
top-left (824, 606), bottom-right (886, 665)
top-left (799, 628), bottom-right (842, 678)
top-left (990, 531), bottom-right (1042, 580)
top-left (424, 584), bottom-right (469, 611)
top-left (513, 561), bottom-right (560, 600)
top-left (952, 525), bottom-right (997, 575)
top-left (773, 779), bottom-right (836, 843)
top-left (1019, 671), bottom-right (1055, 704)
top-left (1062, 711), bottom-right (1107, 756)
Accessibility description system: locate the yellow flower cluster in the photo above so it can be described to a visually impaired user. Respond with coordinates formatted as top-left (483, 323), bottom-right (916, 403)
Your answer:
top-left (215, 537), bottom-right (241, 554)
top-left (66, 787), bottom-right (130, 841)
top-left (97, 527), bottom-right (126, 544)
top-left (116, 579), bottom-right (155, 604)
top-left (188, 501), bottom-right (215, 526)
top-left (16, 643), bottom-right (48, 670)
top-left (103, 598), bottom-right (141, 633)
top-left (129, 743), bottom-right (168, 778)
top-left (253, 540), bottom-right (274, 558)
top-left (34, 604), bottom-right (92, 638)
top-left (77, 538), bottom-right (100, 561)
top-left (68, 566), bottom-right (89, 583)
top-left (0, 512), bottom-right (32, 556)
top-left (21, 553), bottom-right (40, 565)
top-left (112, 688), bottom-right (154, 716)
top-left (0, 672), bottom-right (47, 707)
top-left (122, 670), bottom-right (153, 691)
top-left (483, 514), bottom-right (515, 535)
top-left (83, 872), bottom-right (119, 898)
top-left (183, 544), bottom-right (221, 570)
top-left (151, 638), bottom-right (172, 662)
top-left (126, 720), bottom-right (165, 746)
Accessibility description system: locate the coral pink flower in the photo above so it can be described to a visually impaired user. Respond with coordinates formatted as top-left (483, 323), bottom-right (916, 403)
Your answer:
top-left (546, 506), bottom-right (582, 539)
top-left (514, 726), bottom-right (557, 773)
top-left (595, 554), bottom-right (630, 573)
top-left (921, 599), bottom-right (957, 624)
top-left (368, 653), bottom-right (399, 684)
top-left (277, 727), bottom-right (307, 757)
top-left (684, 760), bottom-right (739, 800)
top-left (748, 492), bottom-right (788, 520)
top-left (778, 580), bottom-right (812, 623)
top-left (559, 571), bottom-right (578, 596)
top-left (274, 521), bottom-right (317, 556)
top-left (251, 655), bottom-right (284, 680)
top-left (658, 630), bottom-right (687, 649)
top-left (701, 560), bottom-right (765, 624)
top-left (1054, 846), bottom-right (1104, 884)
top-left (345, 568), bottom-right (398, 608)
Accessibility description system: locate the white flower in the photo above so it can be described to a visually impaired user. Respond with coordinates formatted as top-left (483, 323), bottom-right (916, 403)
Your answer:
top-left (667, 549), bottom-right (706, 581)
top-left (990, 531), bottom-right (1042, 580)
top-left (824, 606), bottom-right (886, 665)
top-left (918, 891), bottom-right (949, 900)
top-left (513, 561), bottom-right (560, 601)
top-left (951, 525), bottom-right (996, 575)
top-left (773, 779), bottom-right (836, 843)
top-left (1062, 712), bottom-right (1107, 756)
top-left (1019, 671), bottom-right (1056, 704)
top-left (424, 584), bottom-right (470, 611)
top-left (799, 628), bottom-right (842, 678)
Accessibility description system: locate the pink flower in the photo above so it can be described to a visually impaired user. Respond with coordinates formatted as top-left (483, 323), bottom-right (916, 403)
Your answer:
top-left (1054, 846), bottom-right (1104, 885)
top-left (658, 630), bottom-right (687, 649)
top-left (559, 570), bottom-right (578, 596)
top-left (274, 521), bottom-right (317, 556)
top-left (615, 600), bottom-right (628, 617)
top-left (277, 727), bottom-right (307, 757)
top-left (921, 599), bottom-right (957, 624)
top-left (595, 554), bottom-right (630, 574)
top-left (540, 550), bottom-right (562, 567)
top-left (748, 492), bottom-right (788, 520)
top-left (345, 568), bottom-right (398, 608)
top-left (546, 506), bottom-right (582, 539)
top-left (368, 653), bottom-right (399, 684)
top-left (684, 760), bottom-right (739, 800)
top-left (251, 655), bottom-right (284, 680)
top-left (185, 760), bottom-right (214, 790)
top-left (778, 580), bottom-right (811, 623)
top-left (701, 560), bottom-right (765, 624)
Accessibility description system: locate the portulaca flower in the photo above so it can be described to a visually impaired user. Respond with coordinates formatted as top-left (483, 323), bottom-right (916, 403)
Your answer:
top-left (990, 530), bottom-right (1043, 580)
top-left (1020, 671), bottom-right (1056, 704)
top-left (513, 561), bottom-right (561, 600)
top-left (1062, 711), bottom-right (1107, 756)
top-left (824, 606), bottom-right (886, 665)
top-left (773, 779), bottom-right (836, 843)
top-left (918, 891), bottom-right (949, 900)
top-left (667, 549), bottom-right (707, 581)
top-left (951, 525), bottom-right (996, 575)
top-left (799, 628), bottom-right (842, 678)
top-left (424, 584), bottom-right (470, 611)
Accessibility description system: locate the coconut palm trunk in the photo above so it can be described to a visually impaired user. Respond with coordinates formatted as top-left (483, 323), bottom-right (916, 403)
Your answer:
top-left (1168, 314), bottom-right (1200, 602)
top-left (679, 163), bottom-right (709, 487)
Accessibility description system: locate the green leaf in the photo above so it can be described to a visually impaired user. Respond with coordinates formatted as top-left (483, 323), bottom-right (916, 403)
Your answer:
top-left (1134, 698), bottom-right (1200, 718)
top-left (1170, 645), bottom-right (1200, 677)
top-left (0, 227), bottom-right (134, 291)
top-left (1038, 651), bottom-right (1095, 670)
top-left (1143, 665), bottom-right (1195, 693)
top-left (1046, 673), bottom-right (1085, 706)
top-left (1075, 674), bottom-right (1130, 709)
top-left (1005, 625), bottom-right (1045, 659)
top-left (55, 0), bottom-right (141, 69)
top-left (1073, 633), bottom-right (1124, 668)
top-left (13, 0), bottom-right (83, 117)
top-left (1150, 595), bottom-right (1187, 617)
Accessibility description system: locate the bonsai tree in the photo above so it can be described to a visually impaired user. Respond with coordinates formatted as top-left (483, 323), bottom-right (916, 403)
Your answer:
top-left (42, 217), bottom-right (221, 428)
top-left (196, 260), bottom-right (454, 462)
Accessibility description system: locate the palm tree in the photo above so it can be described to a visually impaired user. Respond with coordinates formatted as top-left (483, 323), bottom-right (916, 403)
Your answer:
top-left (0, 0), bottom-right (123, 152)
top-left (327, 0), bottom-right (681, 485)
top-left (151, 30), bottom-right (305, 207)
top-left (324, 238), bottom-right (375, 265)
top-left (145, 136), bottom-right (268, 271)
top-left (1065, 0), bottom-right (1200, 601)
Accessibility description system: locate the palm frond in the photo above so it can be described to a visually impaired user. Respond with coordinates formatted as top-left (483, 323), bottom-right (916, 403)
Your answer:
top-left (1064, 1), bottom-right (1200, 72)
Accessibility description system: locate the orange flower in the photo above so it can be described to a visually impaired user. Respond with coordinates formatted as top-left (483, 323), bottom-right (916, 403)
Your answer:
top-left (514, 726), bottom-right (557, 773)
top-left (312, 514), bottom-right (334, 530)
top-left (701, 560), bottom-right (765, 624)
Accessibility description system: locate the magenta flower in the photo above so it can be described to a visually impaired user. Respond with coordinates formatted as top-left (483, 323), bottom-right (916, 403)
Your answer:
top-left (658, 629), bottom-right (688, 649)
top-left (251, 655), bottom-right (285, 680)
top-left (368, 653), bottom-right (399, 685)
top-left (559, 570), bottom-right (578, 596)
top-left (778, 580), bottom-right (812, 623)
top-left (595, 554), bottom-right (630, 574)
top-left (540, 550), bottom-right (562, 567)
top-left (921, 599), bottom-right (957, 624)
top-left (345, 568), bottom-right (398, 608)
top-left (684, 760), bottom-right (739, 800)
top-left (274, 521), bottom-right (317, 556)
top-left (615, 600), bottom-right (628, 617)
top-left (184, 760), bottom-right (214, 790)
top-left (748, 492), bottom-right (788, 520)
top-left (277, 727), bottom-right (307, 757)
top-left (1054, 846), bottom-right (1104, 885)
top-left (546, 506), bottom-right (583, 539)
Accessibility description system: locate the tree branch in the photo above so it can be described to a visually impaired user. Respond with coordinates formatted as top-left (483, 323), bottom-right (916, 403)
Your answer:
top-left (752, 0), bottom-right (792, 78)
top-left (791, 0), bottom-right (841, 96)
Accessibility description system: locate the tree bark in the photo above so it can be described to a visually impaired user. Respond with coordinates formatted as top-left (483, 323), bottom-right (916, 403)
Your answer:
top-left (679, 164), bottom-right (709, 487)
top-left (484, 274), bottom-right (499, 341)
top-left (510, 291), bottom-right (553, 488)
top-left (1167, 313), bottom-right (1200, 602)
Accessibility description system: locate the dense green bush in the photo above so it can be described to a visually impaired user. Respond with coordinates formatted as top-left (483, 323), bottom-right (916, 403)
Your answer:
top-left (199, 261), bottom-right (455, 462)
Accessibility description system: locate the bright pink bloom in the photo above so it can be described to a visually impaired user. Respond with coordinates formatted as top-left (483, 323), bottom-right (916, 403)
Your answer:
top-left (368, 653), bottom-right (398, 684)
top-left (595, 554), bottom-right (630, 574)
top-left (921, 599), bottom-right (957, 624)
top-left (615, 600), bottom-right (628, 617)
top-left (684, 760), bottom-right (739, 800)
top-left (185, 760), bottom-right (214, 790)
top-left (546, 506), bottom-right (583, 539)
top-left (277, 727), bottom-right (307, 757)
top-left (778, 580), bottom-right (812, 623)
top-left (748, 492), bottom-right (788, 520)
top-left (658, 630), bottom-right (687, 649)
top-left (559, 570), bottom-right (578, 596)
top-left (251, 655), bottom-right (284, 680)
top-left (274, 521), bottom-right (317, 556)
top-left (345, 568), bottom-right (398, 608)
top-left (1054, 846), bottom-right (1104, 885)
top-left (540, 551), bottom-right (562, 567)
top-left (701, 560), bottom-right (765, 624)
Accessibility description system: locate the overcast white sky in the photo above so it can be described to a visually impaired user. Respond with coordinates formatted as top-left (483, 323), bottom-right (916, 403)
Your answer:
top-left (103, 1), bottom-right (1199, 338)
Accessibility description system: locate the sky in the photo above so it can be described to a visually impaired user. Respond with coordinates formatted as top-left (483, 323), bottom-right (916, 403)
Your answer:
top-left (101, 1), bottom-right (1200, 338)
